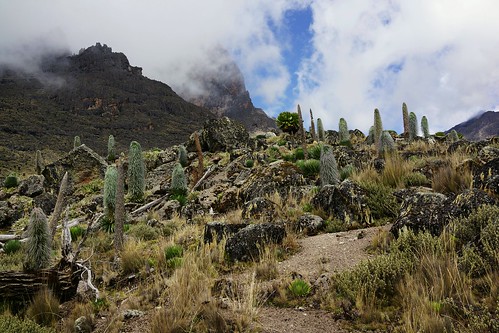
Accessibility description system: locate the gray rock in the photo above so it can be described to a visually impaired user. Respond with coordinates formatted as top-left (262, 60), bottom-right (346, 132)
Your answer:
top-left (42, 144), bottom-right (107, 193)
top-left (225, 223), bottom-right (286, 262)
top-left (32, 192), bottom-right (57, 216)
top-left (294, 213), bottom-right (325, 235)
top-left (473, 158), bottom-right (498, 196)
top-left (204, 221), bottom-right (249, 243)
top-left (241, 197), bottom-right (279, 221)
top-left (311, 180), bottom-right (372, 226)
top-left (122, 309), bottom-right (145, 319)
top-left (0, 199), bottom-right (25, 229)
top-left (189, 117), bottom-right (250, 153)
top-left (74, 316), bottom-right (93, 333)
top-left (157, 200), bottom-right (181, 220)
top-left (19, 175), bottom-right (45, 197)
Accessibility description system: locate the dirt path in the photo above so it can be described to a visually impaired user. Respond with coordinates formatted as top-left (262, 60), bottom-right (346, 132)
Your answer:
top-left (256, 225), bottom-right (390, 333)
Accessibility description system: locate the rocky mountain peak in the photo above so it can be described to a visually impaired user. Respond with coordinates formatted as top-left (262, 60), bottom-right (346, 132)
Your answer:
top-left (74, 42), bottom-right (142, 75)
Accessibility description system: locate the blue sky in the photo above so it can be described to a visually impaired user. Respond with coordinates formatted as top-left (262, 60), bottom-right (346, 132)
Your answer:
top-left (1, 0), bottom-right (499, 134)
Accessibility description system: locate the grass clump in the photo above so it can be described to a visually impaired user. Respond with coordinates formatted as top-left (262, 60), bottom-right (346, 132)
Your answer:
top-left (3, 240), bottom-right (22, 254)
top-left (432, 164), bottom-right (472, 194)
top-left (296, 159), bottom-right (320, 177)
top-left (127, 223), bottom-right (159, 241)
top-left (164, 244), bottom-right (184, 270)
top-left (26, 288), bottom-right (60, 327)
top-left (121, 239), bottom-right (147, 274)
top-left (359, 181), bottom-right (398, 220)
top-left (69, 225), bottom-right (85, 241)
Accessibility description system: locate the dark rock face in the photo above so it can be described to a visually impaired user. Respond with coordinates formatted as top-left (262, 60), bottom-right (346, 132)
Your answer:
top-left (0, 200), bottom-right (23, 229)
top-left (33, 192), bottom-right (57, 216)
top-left (391, 189), bottom-right (497, 236)
top-left (311, 180), bottom-right (372, 226)
top-left (294, 213), bottom-right (325, 236)
top-left (193, 117), bottom-right (250, 153)
top-left (19, 175), bottom-right (45, 197)
top-left (241, 197), bottom-right (279, 221)
top-left (203, 221), bottom-right (249, 244)
top-left (225, 223), bottom-right (286, 262)
top-left (179, 47), bottom-right (276, 132)
top-left (448, 111), bottom-right (499, 141)
top-left (42, 144), bottom-right (107, 193)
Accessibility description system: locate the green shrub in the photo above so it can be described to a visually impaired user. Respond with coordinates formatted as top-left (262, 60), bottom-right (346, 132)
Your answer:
top-left (339, 164), bottom-right (355, 180)
top-left (170, 163), bottom-right (187, 196)
top-left (289, 279), bottom-right (311, 297)
top-left (127, 223), bottom-right (159, 241)
top-left (165, 244), bottom-right (183, 260)
top-left (3, 240), bottom-right (22, 254)
top-left (0, 314), bottom-right (55, 333)
top-left (4, 174), bottom-right (18, 188)
top-left (308, 143), bottom-right (323, 160)
top-left (127, 141), bottom-right (145, 202)
top-left (402, 172), bottom-right (429, 187)
top-left (320, 145), bottom-right (339, 187)
top-left (276, 111), bottom-right (300, 134)
top-left (103, 165), bottom-right (117, 221)
top-left (434, 131), bottom-right (446, 137)
top-left (107, 134), bottom-right (116, 162)
top-left (24, 208), bottom-right (51, 271)
top-left (359, 181), bottom-right (398, 219)
top-left (244, 159), bottom-right (254, 168)
top-left (178, 145), bottom-right (188, 167)
top-left (69, 225), bottom-right (85, 241)
top-left (296, 159), bottom-right (320, 177)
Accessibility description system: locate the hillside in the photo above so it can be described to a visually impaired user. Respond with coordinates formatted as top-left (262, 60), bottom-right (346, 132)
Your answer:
top-left (448, 110), bottom-right (499, 141)
top-left (0, 43), bottom-right (216, 175)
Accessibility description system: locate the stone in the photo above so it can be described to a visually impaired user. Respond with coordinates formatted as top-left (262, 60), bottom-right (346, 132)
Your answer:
top-left (473, 158), bottom-right (499, 197)
top-left (477, 146), bottom-right (499, 163)
top-left (294, 213), bottom-right (325, 236)
top-left (190, 117), bottom-right (250, 153)
top-left (156, 200), bottom-right (181, 220)
top-left (225, 223), bottom-right (286, 262)
top-left (391, 192), bottom-right (448, 236)
top-left (74, 316), bottom-right (93, 333)
top-left (122, 309), bottom-right (145, 319)
top-left (241, 197), bottom-right (279, 221)
top-left (449, 188), bottom-right (497, 218)
top-left (204, 221), bottom-right (249, 243)
top-left (311, 180), bottom-right (372, 226)
top-left (42, 144), bottom-right (108, 193)
top-left (32, 192), bottom-right (57, 216)
top-left (18, 175), bottom-right (45, 197)
top-left (0, 201), bottom-right (22, 229)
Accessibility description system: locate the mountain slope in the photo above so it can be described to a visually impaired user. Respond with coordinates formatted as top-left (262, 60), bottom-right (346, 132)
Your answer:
top-left (448, 111), bottom-right (499, 141)
top-left (178, 47), bottom-right (276, 132)
top-left (0, 43), bottom-right (215, 174)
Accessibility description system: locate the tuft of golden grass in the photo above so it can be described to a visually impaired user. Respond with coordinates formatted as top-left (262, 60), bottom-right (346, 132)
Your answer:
top-left (120, 238), bottom-right (147, 275)
top-left (26, 288), bottom-right (60, 328)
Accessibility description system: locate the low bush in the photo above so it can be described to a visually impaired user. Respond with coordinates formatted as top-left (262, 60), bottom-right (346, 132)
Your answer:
top-left (0, 314), bottom-right (55, 333)
top-left (402, 172), bottom-right (429, 187)
top-left (127, 223), bottom-right (159, 241)
top-left (3, 174), bottom-right (18, 188)
top-left (245, 159), bottom-right (254, 168)
top-left (359, 181), bottom-right (398, 219)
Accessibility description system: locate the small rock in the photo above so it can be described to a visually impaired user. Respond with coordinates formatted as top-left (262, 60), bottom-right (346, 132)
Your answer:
top-left (294, 213), bottom-right (324, 236)
top-left (19, 175), bottom-right (45, 197)
top-left (74, 316), bottom-right (93, 333)
top-left (122, 309), bottom-right (145, 319)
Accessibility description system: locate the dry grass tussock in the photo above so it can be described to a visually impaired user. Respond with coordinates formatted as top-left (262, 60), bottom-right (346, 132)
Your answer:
top-left (432, 151), bottom-right (473, 194)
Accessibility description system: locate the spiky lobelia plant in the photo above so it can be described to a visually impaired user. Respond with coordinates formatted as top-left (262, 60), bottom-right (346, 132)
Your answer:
top-left (366, 126), bottom-right (375, 145)
top-left (379, 131), bottom-right (397, 157)
top-left (447, 129), bottom-right (459, 143)
top-left (35, 150), bottom-right (44, 175)
top-left (24, 207), bottom-right (51, 271)
top-left (49, 172), bottom-right (68, 242)
top-left (127, 141), bottom-right (145, 202)
top-left (409, 112), bottom-right (418, 141)
top-left (317, 118), bottom-right (325, 142)
top-left (171, 162), bottom-right (187, 196)
top-left (73, 135), bottom-right (81, 149)
top-left (107, 134), bottom-right (116, 162)
top-left (402, 102), bottom-right (409, 139)
top-left (114, 159), bottom-right (125, 253)
top-left (103, 165), bottom-right (117, 221)
top-left (178, 145), bottom-right (188, 167)
top-left (297, 104), bottom-right (308, 160)
top-left (421, 116), bottom-right (430, 138)
top-left (374, 108), bottom-right (383, 148)
top-left (309, 109), bottom-right (316, 141)
top-left (320, 145), bottom-right (340, 187)
top-left (339, 118), bottom-right (349, 143)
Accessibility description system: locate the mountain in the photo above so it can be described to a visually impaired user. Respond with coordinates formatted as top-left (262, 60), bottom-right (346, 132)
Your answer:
top-left (177, 47), bottom-right (276, 132)
top-left (448, 111), bottom-right (499, 141)
top-left (0, 43), bottom-right (216, 174)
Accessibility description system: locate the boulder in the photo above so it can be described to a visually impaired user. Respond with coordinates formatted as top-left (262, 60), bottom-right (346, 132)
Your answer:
top-left (473, 158), bottom-right (499, 197)
top-left (239, 161), bottom-right (308, 202)
top-left (33, 192), bottom-right (57, 216)
top-left (477, 146), bottom-right (499, 164)
top-left (19, 175), bottom-right (45, 197)
top-left (294, 213), bottom-right (325, 235)
top-left (0, 200), bottom-right (23, 229)
top-left (74, 316), bottom-right (93, 333)
top-left (311, 180), bottom-right (372, 226)
top-left (241, 197), bottom-right (279, 221)
top-left (390, 192), bottom-right (448, 236)
top-left (191, 117), bottom-right (250, 153)
top-left (203, 221), bottom-right (249, 243)
top-left (225, 223), bottom-right (286, 262)
top-left (449, 188), bottom-right (497, 217)
top-left (42, 144), bottom-right (108, 193)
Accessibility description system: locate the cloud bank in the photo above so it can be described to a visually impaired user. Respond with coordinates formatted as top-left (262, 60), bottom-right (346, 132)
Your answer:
top-left (1, 0), bottom-right (498, 133)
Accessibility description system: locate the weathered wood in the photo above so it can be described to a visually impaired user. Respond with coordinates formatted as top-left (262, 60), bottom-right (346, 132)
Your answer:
top-left (0, 259), bottom-right (81, 303)
top-left (130, 195), bottom-right (167, 215)
top-left (192, 165), bottom-right (216, 191)
top-left (0, 234), bottom-right (21, 241)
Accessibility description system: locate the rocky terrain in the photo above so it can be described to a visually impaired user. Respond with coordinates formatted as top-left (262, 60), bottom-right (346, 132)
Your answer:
top-left (0, 115), bottom-right (498, 332)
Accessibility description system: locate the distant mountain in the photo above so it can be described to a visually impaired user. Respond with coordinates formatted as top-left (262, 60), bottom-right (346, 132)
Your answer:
top-left (448, 111), bottom-right (499, 141)
top-left (0, 43), bottom-right (215, 174)
top-left (178, 47), bottom-right (276, 132)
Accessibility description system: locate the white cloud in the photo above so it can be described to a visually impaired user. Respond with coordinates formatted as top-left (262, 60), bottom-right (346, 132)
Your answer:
top-left (296, 0), bottom-right (499, 133)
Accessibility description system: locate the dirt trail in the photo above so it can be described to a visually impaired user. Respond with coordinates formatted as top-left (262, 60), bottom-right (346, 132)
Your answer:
top-left (256, 225), bottom-right (390, 333)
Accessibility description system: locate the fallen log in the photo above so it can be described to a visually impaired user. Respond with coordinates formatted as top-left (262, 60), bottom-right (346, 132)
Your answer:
top-left (130, 195), bottom-right (168, 215)
top-left (0, 234), bottom-right (21, 242)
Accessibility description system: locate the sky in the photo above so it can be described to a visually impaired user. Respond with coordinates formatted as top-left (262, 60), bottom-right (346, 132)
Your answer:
top-left (1, 0), bottom-right (498, 134)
